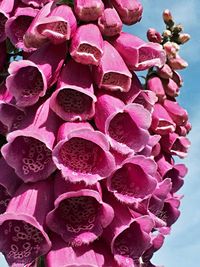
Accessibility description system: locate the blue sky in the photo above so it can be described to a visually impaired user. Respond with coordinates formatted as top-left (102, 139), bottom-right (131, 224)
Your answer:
top-left (1, 1), bottom-right (200, 266)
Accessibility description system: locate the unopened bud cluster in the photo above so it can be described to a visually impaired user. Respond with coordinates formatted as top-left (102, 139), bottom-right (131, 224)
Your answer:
top-left (0, 2), bottom-right (190, 267)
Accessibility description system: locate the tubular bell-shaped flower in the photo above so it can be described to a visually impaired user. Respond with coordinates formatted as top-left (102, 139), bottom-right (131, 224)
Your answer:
top-left (146, 76), bottom-right (166, 102)
top-left (98, 7), bottom-right (122, 37)
top-left (150, 103), bottom-right (176, 135)
top-left (160, 133), bottom-right (191, 158)
top-left (107, 155), bottom-right (157, 204)
top-left (156, 153), bottom-right (188, 193)
top-left (112, 32), bottom-right (166, 71)
top-left (70, 24), bottom-right (104, 66)
top-left (5, 7), bottom-right (39, 51)
top-left (45, 234), bottom-right (117, 267)
top-left (21, 0), bottom-right (52, 8)
top-left (50, 59), bottom-right (96, 121)
top-left (95, 94), bottom-right (151, 154)
top-left (0, 180), bottom-right (53, 266)
top-left (0, 158), bottom-right (22, 214)
top-left (163, 99), bottom-right (188, 126)
top-left (110, 0), bottom-right (143, 25)
top-left (93, 41), bottom-right (132, 92)
top-left (53, 122), bottom-right (115, 185)
top-left (0, 0), bottom-right (15, 41)
top-left (133, 90), bottom-right (158, 113)
top-left (0, 99), bottom-right (26, 135)
top-left (104, 197), bottom-right (154, 267)
top-left (46, 174), bottom-right (114, 246)
top-left (1, 99), bottom-right (60, 182)
top-left (6, 42), bottom-right (67, 107)
top-left (24, 2), bottom-right (77, 48)
top-left (74, 0), bottom-right (104, 22)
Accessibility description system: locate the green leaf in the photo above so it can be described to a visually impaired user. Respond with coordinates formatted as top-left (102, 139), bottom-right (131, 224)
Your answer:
top-left (56, 0), bottom-right (74, 7)
top-left (37, 256), bottom-right (45, 267)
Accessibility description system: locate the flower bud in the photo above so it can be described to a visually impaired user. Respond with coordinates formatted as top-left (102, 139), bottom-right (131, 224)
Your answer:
top-left (168, 54), bottom-right (188, 70)
top-left (147, 28), bottom-right (162, 43)
top-left (74, 0), bottom-right (104, 22)
top-left (111, 0), bottom-right (143, 25)
top-left (178, 33), bottom-right (190, 44)
top-left (98, 8), bottom-right (122, 37)
top-left (162, 9), bottom-right (173, 25)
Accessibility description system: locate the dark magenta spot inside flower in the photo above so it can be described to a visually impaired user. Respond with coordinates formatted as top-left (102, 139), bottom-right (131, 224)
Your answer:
top-left (59, 137), bottom-right (107, 174)
top-left (57, 196), bottom-right (99, 233)
top-left (12, 16), bottom-right (33, 44)
top-left (102, 72), bottom-right (130, 90)
top-left (0, 220), bottom-right (45, 265)
top-left (37, 21), bottom-right (69, 36)
top-left (78, 43), bottom-right (102, 61)
top-left (56, 89), bottom-right (93, 116)
top-left (114, 222), bottom-right (145, 259)
top-left (0, 185), bottom-right (11, 214)
top-left (11, 66), bottom-right (43, 104)
top-left (9, 136), bottom-right (52, 179)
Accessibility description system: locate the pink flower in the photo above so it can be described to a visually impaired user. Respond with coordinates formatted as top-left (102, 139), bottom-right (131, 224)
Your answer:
top-left (151, 103), bottom-right (176, 135)
top-left (0, 180), bottom-right (53, 266)
top-left (107, 155), bottom-right (157, 204)
top-left (6, 42), bottom-right (67, 107)
top-left (74, 0), bottom-right (104, 22)
top-left (50, 59), bottom-right (96, 121)
top-left (98, 7), bottom-right (122, 37)
top-left (21, 0), bottom-right (52, 8)
top-left (112, 32), bottom-right (166, 71)
top-left (5, 7), bottom-right (39, 51)
top-left (160, 133), bottom-right (191, 158)
top-left (1, 99), bottom-right (60, 182)
top-left (24, 2), bottom-right (77, 48)
top-left (93, 41), bottom-right (132, 92)
top-left (110, 0), bottom-right (143, 25)
top-left (46, 174), bottom-right (114, 246)
top-left (70, 24), bottom-right (104, 66)
top-left (53, 122), bottom-right (115, 184)
top-left (95, 94), bottom-right (151, 154)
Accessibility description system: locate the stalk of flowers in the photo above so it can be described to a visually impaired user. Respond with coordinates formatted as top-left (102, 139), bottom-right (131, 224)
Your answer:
top-left (0, 1), bottom-right (191, 267)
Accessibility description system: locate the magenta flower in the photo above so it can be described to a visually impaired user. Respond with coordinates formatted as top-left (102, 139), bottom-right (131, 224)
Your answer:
top-left (70, 23), bottom-right (104, 66)
top-left (162, 78), bottom-right (180, 98)
top-left (111, 0), bottom-right (143, 25)
top-left (50, 59), bottom-right (96, 121)
top-left (93, 41), bottom-right (132, 92)
top-left (21, 0), bottom-right (52, 8)
top-left (24, 2), bottom-right (77, 48)
top-left (151, 103), bottom-right (176, 135)
top-left (6, 42), bottom-right (67, 107)
top-left (53, 122), bottom-right (115, 184)
top-left (104, 198), bottom-right (154, 267)
top-left (0, 158), bottom-right (22, 214)
top-left (147, 28), bottom-right (162, 43)
top-left (156, 154), bottom-right (188, 192)
top-left (45, 234), bottom-right (117, 267)
top-left (163, 99), bottom-right (188, 126)
top-left (112, 32), bottom-right (166, 71)
top-left (95, 94), bottom-right (151, 154)
top-left (98, 7), bottom-right (122, 37)
top-left (107, 155), bottom-right (157, 204)
top-left (0, 7), bottom-right (8, 42)
top-left (5, 7), bottom-right (39, 51)
top-left (74, 0), bottom-right (104, 22)
top-left (0, 180), bottom-right (53, 266)
top-left (133, 90), bottom-right (158, 113)
top-left (160, 132), bottom-right (191, 158)
top-left (1, 99), bottom-right (60, 182)
top-left (0, 100), bottom-right (26, 135)
top-left (147, 76), bottom-right (166, 102)
top-left (46, 174), bottom-right (114, 246)
top-left (157, 64), bottom-right (173, 79)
